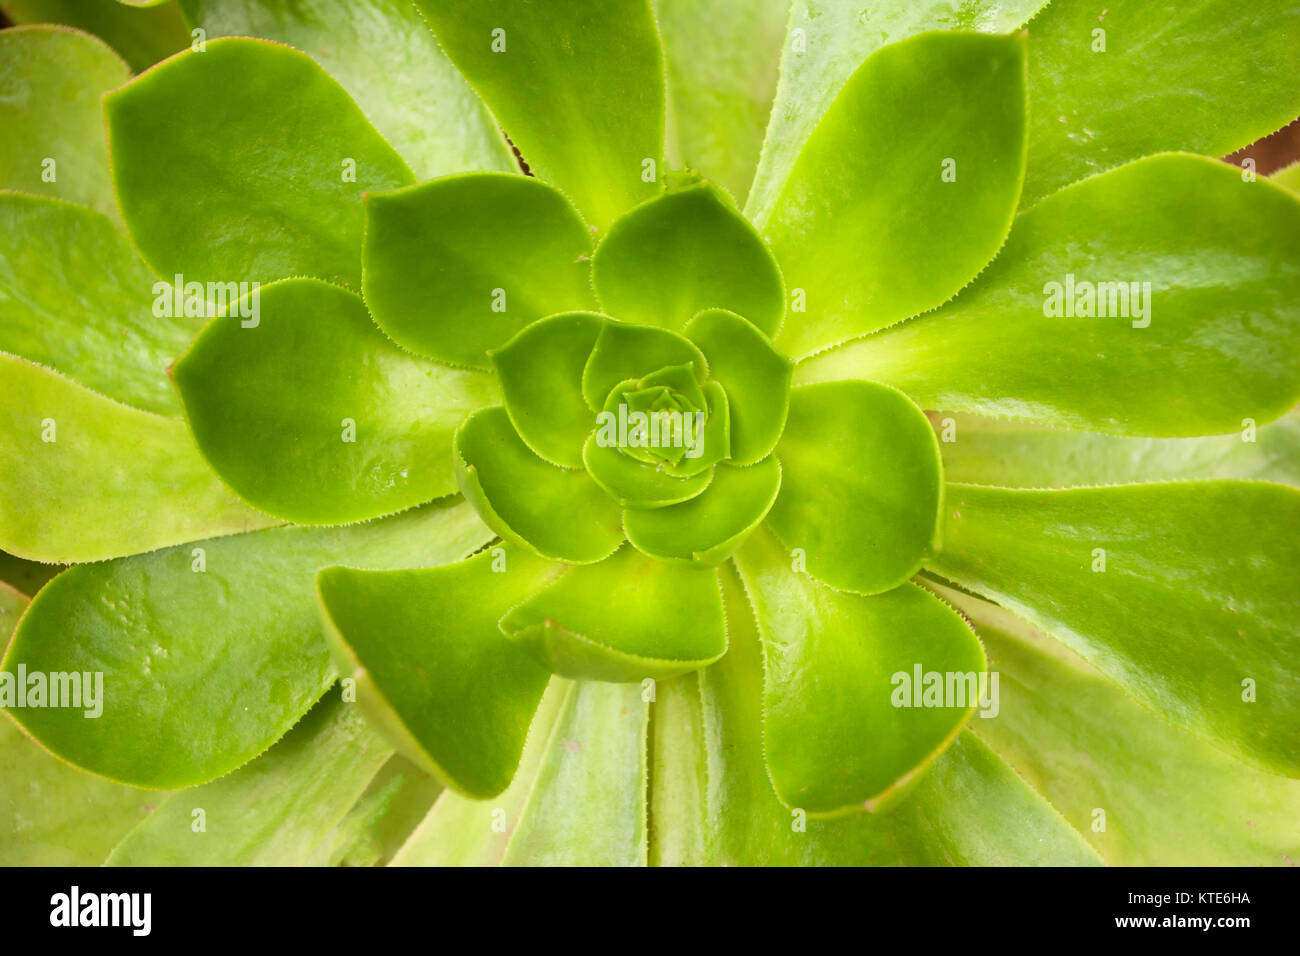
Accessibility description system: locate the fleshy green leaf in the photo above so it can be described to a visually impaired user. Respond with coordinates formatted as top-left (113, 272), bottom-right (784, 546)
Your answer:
top-left (390, 679), bottom-right (568, 866)
top-left (2, 0), bottom-right (188, 72)
top-left (173, 278), bottom-right (498, 525)
top-left (624, 456), bottom-right (780, 565)
top-left (1274, 160), bottom-right (1300, 194)
top-left (413, 0), bottom-right (664, 231)
top-left (395, 678), bottom-right (654, 866)
top-left (799, 155), bottom-right (1300, 436)
top-left (684, 308), bottom-right (791, 464)
top-left (735, 528), bottom-right (985, 815)
top-left (581, 320), bottom-right (708, 412)
top-left (762, 31), bottom-right (1028, 358)
top-left (653, 0), bottom-right (788, 204)
top-left (592, 185), bottom-right (784, 336)
top-left (927, 481), bottom-right (1300, 776)
top-left (317, 545), bottom-right (562, 799)
top-left (0, 499), bottom-right (489, 789)
top-left (105, 693), bottom-right (391, 866)
top-left (179, 0), bottom-right (515, 178)
top-left (0, 26), bottom-right (129, 221)
top-left (363, 175), bottom-right (596, 369)
top-left (667, 380), bottom-right (732, 478)
top-left (304, 754), bottom-right (442, 867)
top-left (0, 353), bottom-right (278, 563)
top-left (1021, 0), bottom-right (1300, 206)
top-left (501, 681), bottom-right (649, 866)
top-left (930, 581), bottom-right (1300, 866)
top-left (500, 544), bottom-right (726, 681)
top-left (745, 0), bottom-right (1047, 225)
top-left (454, 407), bottom-right (624, 564)
top-left (0, 192), bottom-right (200, 416)
top-left (649, 563), bottom-right (1099, 865)
top-left (583, 432), bottom-right (713, 509)
top-left (931, 409), bottom-right (1300, 489)
top-left (492, 312), bottom-right (607, 468)
top-left (904, 730), bottom-right (1101, 864)
top-left (0, 711), bottom-right (154, 866)
top-left (767, 381), bottom-right (941, 595)
top-left (0, 586), bottom-right (155, 866)
top-left (106, 37), bottom-right (413, 288)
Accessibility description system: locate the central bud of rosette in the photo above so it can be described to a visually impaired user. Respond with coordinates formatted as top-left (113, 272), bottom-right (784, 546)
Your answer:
top-left (588, 351), bottom-right (729, 506)
top-left (451, 307), bottom-right (793, 574)
top-left (593, 362), bottom-right (715, 470)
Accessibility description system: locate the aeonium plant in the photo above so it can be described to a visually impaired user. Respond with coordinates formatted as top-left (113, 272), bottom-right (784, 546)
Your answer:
top-left (1, 0), bottom-right (1298, 867)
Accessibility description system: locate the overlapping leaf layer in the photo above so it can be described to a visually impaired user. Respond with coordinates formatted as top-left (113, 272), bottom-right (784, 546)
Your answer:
top-left (1, 0), bottom-right (1298, 866)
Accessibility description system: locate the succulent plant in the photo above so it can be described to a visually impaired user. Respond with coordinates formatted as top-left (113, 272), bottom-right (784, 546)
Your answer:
top-left (1, 0), bottom-right (1299, 867)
